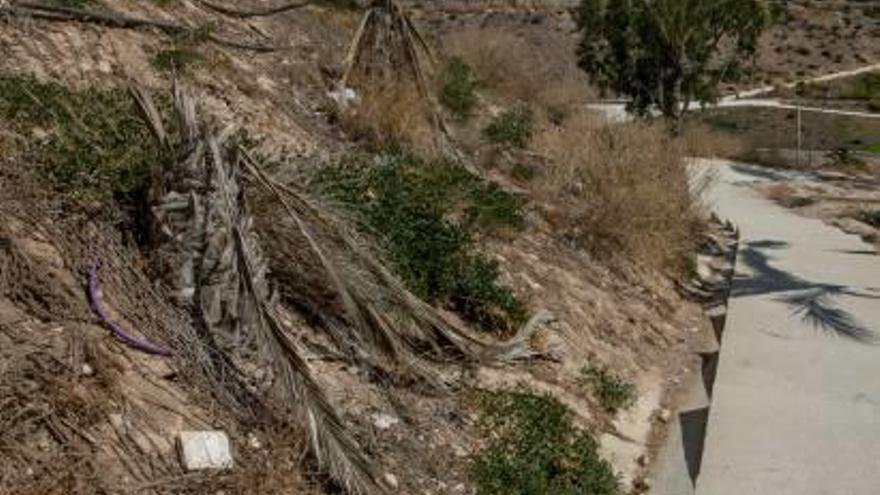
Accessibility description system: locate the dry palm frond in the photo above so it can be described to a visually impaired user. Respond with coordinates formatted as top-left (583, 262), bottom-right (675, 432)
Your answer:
top-left (142, 84), bottom-right (381, 494)
top-left (243, 154), bottom-right (482, 361)
top-left (340, 0), bottom-right (433, 97)
top-left (339, 0), bottom-right (462, 158)
top-left (240, 152), bottom-right (551, 376)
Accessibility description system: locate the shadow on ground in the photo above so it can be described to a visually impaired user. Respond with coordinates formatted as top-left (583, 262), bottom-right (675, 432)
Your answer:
top-left (733, 240), bottom-right (879, 343)
top-left (680, 406), bottom-right (710, 486)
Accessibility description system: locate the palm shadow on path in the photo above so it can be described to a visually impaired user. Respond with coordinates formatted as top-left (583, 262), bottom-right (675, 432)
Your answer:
top-left (732, 240), bottom-right (879, 344)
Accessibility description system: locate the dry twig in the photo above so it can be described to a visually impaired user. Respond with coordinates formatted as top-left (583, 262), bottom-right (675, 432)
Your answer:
top-left (195, 0), bottom-right (311, 19)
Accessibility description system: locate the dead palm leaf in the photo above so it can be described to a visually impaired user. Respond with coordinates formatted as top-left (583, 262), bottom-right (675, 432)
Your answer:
top-left (143, 84), bottom-right (382, 494)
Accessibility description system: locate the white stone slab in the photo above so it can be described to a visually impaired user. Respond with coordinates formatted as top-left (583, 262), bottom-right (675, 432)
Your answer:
top-left (177, 431), bottom-right (233, 471)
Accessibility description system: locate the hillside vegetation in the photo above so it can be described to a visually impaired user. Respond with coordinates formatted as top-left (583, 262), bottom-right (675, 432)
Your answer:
top-left (0, 1), bottom-right (830, 494)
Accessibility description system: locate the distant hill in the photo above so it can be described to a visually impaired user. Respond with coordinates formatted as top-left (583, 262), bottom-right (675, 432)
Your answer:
top-left (411, 0), bottom-right (880, 95)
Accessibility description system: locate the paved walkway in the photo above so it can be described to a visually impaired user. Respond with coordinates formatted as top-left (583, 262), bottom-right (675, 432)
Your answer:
top-left (695, 162), bottom-right (880, 494)
top-left (588, 62), bottom-right (880, 122)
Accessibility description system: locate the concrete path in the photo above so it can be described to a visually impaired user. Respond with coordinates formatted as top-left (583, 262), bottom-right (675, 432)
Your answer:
top-left (712, 98), bottom-right (880, 119)
top-left (588, 95), bottom-right (880, 123)
top-left (723, 62), bottom-right (880, 100)
top-left (694, 161), bottom-right (880, 495)
top-left (588, 62), bottom-right (880, 122)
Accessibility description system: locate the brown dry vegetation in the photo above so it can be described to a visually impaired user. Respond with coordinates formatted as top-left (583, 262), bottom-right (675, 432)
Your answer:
top-left (338, 77), bottom-right (438, 154)
top-left (438, 24), bottom-right (595, 122)
top-left (422, 4), bottom-right (731, 278)
top-left (534, 120), bottom-right (706, 274)
top-left (433, 20), bottom-right (714, 275)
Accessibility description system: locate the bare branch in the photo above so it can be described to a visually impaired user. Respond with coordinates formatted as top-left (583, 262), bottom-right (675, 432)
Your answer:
top-left (195, 0), bottom-right (311, 19)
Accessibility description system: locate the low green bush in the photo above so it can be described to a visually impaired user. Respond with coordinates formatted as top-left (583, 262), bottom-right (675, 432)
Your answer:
top-left (152, 46), bottom-right (203, 71)
top-left (858, 209), bottom-right (880, 229)
top-left (827, 147), bottom-right (866, 169)
top-left (317, 153), bottom-right (527, 333)
top-left (151, 26), bottom-right (214, 72)
top-left (580, 365), bottom-right (637, 414)
top-left (440, 58), bottom-right (479, 120)
top-left (845, 72), bottom-right (880, 100)
top-left (472, 390), bottom-right (620, 495)
top-left (510, 162), bottom-right (538, 182)
top-left (483, 107), bottom-right (533, 148)
top-left (0, 73), bottom-right (166, 202)
top-left (50, 0), bottom-right (95, 7)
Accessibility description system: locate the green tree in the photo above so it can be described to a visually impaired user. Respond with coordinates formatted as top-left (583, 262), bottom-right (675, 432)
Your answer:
top-left (577, 0), bottom-right (769, 127)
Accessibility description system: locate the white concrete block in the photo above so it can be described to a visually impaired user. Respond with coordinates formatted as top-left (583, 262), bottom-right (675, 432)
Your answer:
top-left (177, 431), bottom-right (233, 471)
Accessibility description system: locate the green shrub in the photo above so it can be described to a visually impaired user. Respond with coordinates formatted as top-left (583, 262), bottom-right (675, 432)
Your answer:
top-left (778, 195), bottom-right (815, 209)
top-left (858, 209), bottom-right (880, 229)
top-left (440, 58), bottom-right (479, 120)
top-left (151, 27), bottom-right (213, 72)
top-left (472, 391), bottom-right (620, 495)
top-left (845, 72), bottom-right (880, 100)
top-left (152, 46), bottom-right (203, 71)
top-left (827, 147), bottom-right (866, 169)
top-left (483, 107), bottom-right (533, 148)
top-left (0, 73), bottom-right (166, 202)
top-left (317, 154), bottom-right (527, 333)
top-left (50, 0), bottom-right (95, 6)
top-left (319, 0), bottom-right (360, 9)
top-left (580, 365), bottom-right (637, 414)
top-left (510, 162), bottom-right (538, 182)
top-left (861, 142), bottom-right (880, 154)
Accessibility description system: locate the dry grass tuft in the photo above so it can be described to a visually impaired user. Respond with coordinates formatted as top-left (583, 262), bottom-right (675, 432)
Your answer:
top-left (681, 121), bottom-right (748, 159)
top-left (442, 28), bottom-right (595, 121)
top-left (339, 78), bottom-right (438, 154)
top-left (443, 30), bottom-right (537, 101)
top-left (534, 120), bottom-right (706, 274)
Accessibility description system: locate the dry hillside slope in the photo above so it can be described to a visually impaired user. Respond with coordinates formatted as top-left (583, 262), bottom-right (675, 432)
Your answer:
top-left (1, 1), bottom-right (746, 494)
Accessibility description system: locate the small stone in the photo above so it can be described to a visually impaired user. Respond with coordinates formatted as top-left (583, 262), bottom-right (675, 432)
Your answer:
top-left (454, 483), bottom-right (466, 492)
top-left (371, 413), bottom-right (400, 430)
top-left (637, 453), bottom-right (649, 466)
top-left (657, 409), bottom-right (672, 423)
top-left (109, 413), bottom-right (126, 430)
top-left (634, 477), bottom-right (652, 491)
top-left (177, 431), bottom-right (233, 471)
top-left (383, 473), bottom-right (399, 489)
top-left (248, 433), bottom-right (262, 450)
top-left (81, 363), bottom-right (95, 376)
top-left (452, 444), bottom-right (468, 457)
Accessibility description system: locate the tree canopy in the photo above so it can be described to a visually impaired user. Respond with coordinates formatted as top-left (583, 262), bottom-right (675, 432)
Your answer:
top-left (577, 0), bottom-right (770, 123)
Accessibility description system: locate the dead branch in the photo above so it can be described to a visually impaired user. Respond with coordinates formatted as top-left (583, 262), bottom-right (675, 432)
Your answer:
top-left (3, 1), bottom-right (276, 52)
top-left (195, 0), bottom-right (311, 19)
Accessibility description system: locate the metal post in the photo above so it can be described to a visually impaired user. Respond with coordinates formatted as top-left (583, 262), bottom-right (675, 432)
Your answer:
top-left (796, 104), bottom-right (802, 168)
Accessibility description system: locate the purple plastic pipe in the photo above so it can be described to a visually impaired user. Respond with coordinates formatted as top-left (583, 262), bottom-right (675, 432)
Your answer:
top-left (87, 263), bottom-right (173, 357)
